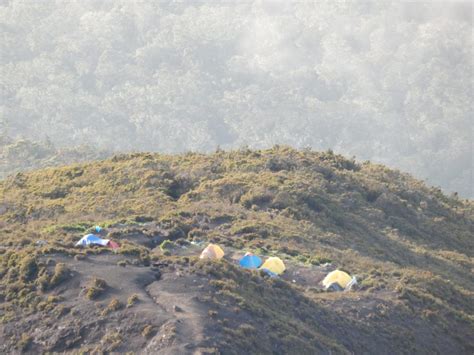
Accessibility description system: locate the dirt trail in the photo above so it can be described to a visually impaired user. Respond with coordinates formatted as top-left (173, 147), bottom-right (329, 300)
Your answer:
top-left (145, 271), bottom-right (214, 354)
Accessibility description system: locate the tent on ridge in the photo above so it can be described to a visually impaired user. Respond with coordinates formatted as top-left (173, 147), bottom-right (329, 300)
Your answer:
top-left (322, 270), bottom-right (356, 291)
top-left (75, 234), bottom-right (109, 247)
top-left (239, 253), bottom-right (263, 269)
top-left (200, 244), bottom-right (225, 260)
top-left (76, 235), bottom-right (120, 250)
top-left (260, 257), bottom-right (286, 275)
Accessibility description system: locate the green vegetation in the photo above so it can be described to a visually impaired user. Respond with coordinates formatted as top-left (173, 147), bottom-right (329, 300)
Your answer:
top-left (85, 278), bottom-right (108, 300)
top-left (19, 256), bottom-right (38, 282)
top-left (141, 325), bottom-right (154, 338)
top-left (100, 331), bottom-right (123, 352)
top-left (50, 263), bottom-right (69, 288)
top-left (101, 298), bottom-right (123, 316)
top-left (0, 137), bottom-right (111, 180)
top-left (127, 294), bottom-right (140, 308)
top-left (159, 239), bottom-right (176, 251)
top-left (0, 147), bottom-right (472, 353)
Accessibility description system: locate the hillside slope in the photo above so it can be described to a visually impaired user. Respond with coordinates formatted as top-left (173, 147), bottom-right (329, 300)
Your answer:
top-left (0, 147), bottom-right (473, 354)
top-left (0, 136), bottom-right (111, 180)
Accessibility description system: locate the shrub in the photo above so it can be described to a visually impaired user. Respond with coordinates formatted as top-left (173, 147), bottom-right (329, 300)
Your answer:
top-left (50, 263), bottom-right (69, 287)
top-left (19, 256), bottom-right (38, 282)
top-left (101, 298), bottom-right (122, 316)
top-left (47, 295), bottom-right (63, 303)
top-left (101, 331), bottom-right (122, 352)
top-left (159, 240), bottom-right (175, 251)
top-left (53, 305), bottom-right (70, 317)
top-left (86, 287), bottom-right (103, 300)
top-left (241, 190), bottom-right (274, 209)
top-left (127, 294), bottom-right (139, 308)
top-left (85, 278), bottom-right (107, 300)
top-left (309, 255), bottom-right (332, 265)
top-left (36, 273), bottom-right (51, 292)
top-left (142, 325), bottom-right (154, 338)
top-left (108, 298), bottom-right (122, 311)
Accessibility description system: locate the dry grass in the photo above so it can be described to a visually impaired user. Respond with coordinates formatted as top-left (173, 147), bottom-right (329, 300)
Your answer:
top-left (0, 146), bottom-right (472, 352)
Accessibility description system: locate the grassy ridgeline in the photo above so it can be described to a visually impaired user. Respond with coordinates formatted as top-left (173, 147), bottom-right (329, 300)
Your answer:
top-left (0, 146), bottom-right (473, 352)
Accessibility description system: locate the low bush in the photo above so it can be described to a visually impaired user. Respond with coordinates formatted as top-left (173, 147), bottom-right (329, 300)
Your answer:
top-left (142, 325), bottom-right (154, 338)
top-left (159, 240), bottom-right (176, 251)
top-left (85, 278), bottom-right (107, 300)
top-left (127, 294), bottom-right (139, 308)
top-left (19, 256), bottom-right (38, 282)
top-left (101, 298), bottom-right (122, 316)
top-left (101, 331), bottom-right (122, 352)
top-left (50, 263), bottom-right (69, 288)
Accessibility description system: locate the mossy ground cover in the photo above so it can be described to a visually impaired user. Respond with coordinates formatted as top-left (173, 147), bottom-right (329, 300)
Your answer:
top-left (0, 146), bottom-right (473, 353)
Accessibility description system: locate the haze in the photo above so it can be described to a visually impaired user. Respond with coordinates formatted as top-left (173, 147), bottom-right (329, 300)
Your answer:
top-left (1, 0), bottom-right (472, 197)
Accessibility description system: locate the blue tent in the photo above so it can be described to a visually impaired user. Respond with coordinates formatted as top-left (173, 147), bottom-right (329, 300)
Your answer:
top-left (239, 254), bottom-right (263, 269)
top-left (75, 234), bottom-right (109, 247)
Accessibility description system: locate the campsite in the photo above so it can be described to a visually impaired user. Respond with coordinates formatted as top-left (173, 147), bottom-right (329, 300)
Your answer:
top-left (1, 147), bottom-right (472, 353)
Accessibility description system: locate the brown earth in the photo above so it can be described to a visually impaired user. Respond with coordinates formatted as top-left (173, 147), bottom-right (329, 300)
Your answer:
top-left (1, 148), bottom-right (472, 353)
top-left (1, 243), bottom-right (471, 354)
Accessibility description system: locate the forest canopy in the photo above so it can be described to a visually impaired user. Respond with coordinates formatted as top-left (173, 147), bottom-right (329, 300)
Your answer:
top-left (0, 1), bottom-right (472, 197)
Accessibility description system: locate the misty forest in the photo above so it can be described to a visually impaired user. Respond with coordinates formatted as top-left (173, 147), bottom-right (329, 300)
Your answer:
top-left (1, 1), bottom-right (472, 197)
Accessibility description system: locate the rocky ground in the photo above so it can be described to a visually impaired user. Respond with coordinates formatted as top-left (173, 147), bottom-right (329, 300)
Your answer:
top-left (2, 229), bottom-right (469, 354)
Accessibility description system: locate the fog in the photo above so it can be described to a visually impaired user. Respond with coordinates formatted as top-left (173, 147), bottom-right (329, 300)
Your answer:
top-left (0, 1), bottom-right (472, 197)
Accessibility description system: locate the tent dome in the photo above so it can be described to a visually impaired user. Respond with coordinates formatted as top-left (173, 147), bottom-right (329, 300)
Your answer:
top-left (239, 254), bottom-right (263, 269)
top-left (75, 234), bottom-right (109, 247)
top-left (200, 244), bottom-right (225, 260)
top-left (260, 257), bottom-right (286, 275)
top-left (322, 270), bottom-right (352, 289)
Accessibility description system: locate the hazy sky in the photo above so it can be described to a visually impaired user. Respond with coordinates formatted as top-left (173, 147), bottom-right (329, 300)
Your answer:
top-left (0, 1), bottom-right (472, 197)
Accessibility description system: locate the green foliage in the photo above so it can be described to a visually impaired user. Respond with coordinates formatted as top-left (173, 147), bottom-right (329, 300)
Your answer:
top-left (19, 256), bottom-right (38, 282)
top-left (126, 294), bottom-right (139, 308)
top-left (85, 278), bottom-right (107, 300)
top-left (141, 325), bottom-right (154, 338)
top-left (50, 263), bottom-right (69, 288)
top-left (308, 255), bottom-right (332, 266)
top-left (101, 298), bottom-right (123, 316)
top-left (101, 331), bottom-right (123, 352)
top-left (0, 147), bottom-right (472, 353)
top-left (159, 240), bottom-right (176, 251)
top-left (0, 137), bottom-right (111, 180)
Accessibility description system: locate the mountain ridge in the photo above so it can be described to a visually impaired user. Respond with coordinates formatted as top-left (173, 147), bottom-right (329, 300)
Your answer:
top-left (0, 147), bottom-right (472, 353)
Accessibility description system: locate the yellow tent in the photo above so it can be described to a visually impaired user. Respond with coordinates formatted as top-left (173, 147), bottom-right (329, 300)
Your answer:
top-left (322, 270), bottom-right (352, 289)
top-left (260, 257), bottom-right (286, 275)
top-left (200, 244), bottom-right (225, 260)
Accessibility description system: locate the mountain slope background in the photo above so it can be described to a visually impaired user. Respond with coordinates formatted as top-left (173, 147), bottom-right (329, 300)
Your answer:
top-left (0, 136), bottom-right (112, 180)
top-left (0, 147), bottom-right (472, 353)
top-left (1, 1), bottom-right (472, 197)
